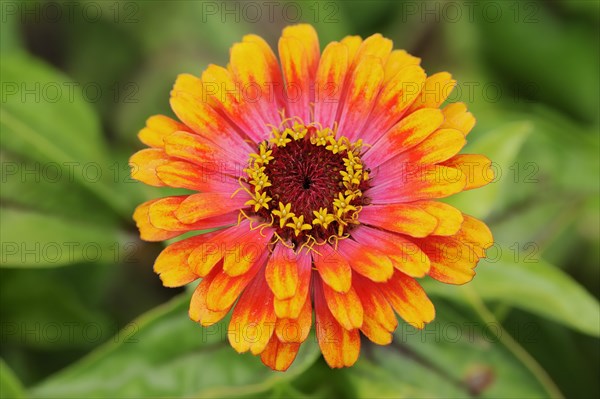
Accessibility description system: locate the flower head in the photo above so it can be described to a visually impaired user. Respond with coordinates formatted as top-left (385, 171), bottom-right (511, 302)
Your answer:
top-left (131, 24), bottom-right (493, 371)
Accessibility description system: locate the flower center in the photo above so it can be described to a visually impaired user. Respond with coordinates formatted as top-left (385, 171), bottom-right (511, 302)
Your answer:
top-left (241, 122), bottom-right (370, 248)
top-left (266, 137), bottom-right (343, 218)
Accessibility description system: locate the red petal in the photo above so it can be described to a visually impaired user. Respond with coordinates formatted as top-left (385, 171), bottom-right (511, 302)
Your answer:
top-left (189, 266), bottom-right (229, 326)
top-left (206, 248), bottom-right (269, 312)
top-left (381, 271), bottom-right (435, 329)
top-left (337, 238), bottom-right (394, 282)
top-left (275, 297), bottom-right (312, 343)
top-left (414, 214), bottom-right (493, 284)
top-left (265, 244), bottom-right (299, 300)
top-left (415, 200), bottom-right (464, 236)
top-left (175, 193), bottom-right (246, 224)
top-left (398, 128), bottom-right (466, 165)
top-left (441, 154), bottom-right (494, 190)
top-left (367, 164), bottom-right (467, 203)
top-left (273, 250), bottom-right (312, 319)
top-left (354, 275), bottom-right (397, 345)
top-left (279, 24), bottom-right (320, 121)
top-left (314, 41), bottom-right (350, 128)
top-left (223, 226), bottom-right (273, 277)
top-left (186, 229), bottom-right (229, 278)
top-left (363, 108), bottom-right (444, 168)
top-left (384, 50), bottom-right (421, 82)
top-left (260, 334), bottom-right (300, 372)
top-left (441, 102), bottom-right (476, 136)
top-left (163, 130), bottom-right (241, 172)
top-left (313, 244), bottom-right (352, 293)
top-left (350, 226), bottom-right (431, 278)
top-left (314, 280), bottom-right (360, 368)
top-left (407, 72), bottom-right (456, 113)
top-left (337, 56), bottom-right (384, 142)
top-left (228, 268), bottom-right (276, 355)
top-left (169, 81), bottom-right (253, 159)
top-left (200, 63), bottom-right (272, 143)
top-left (155, 159), bottom-right (240, 193)
top-left (228, 39), bottom-right (282, 137)
top-left (138, 115), bottom-right (190, 148)
top-left (359, 203), bottom-right (438, 238)
top-left (149, 195), bottom-right (237, 232)
top-left (133, 199), bottom-right (182, 242)
top-left (353, 33), bottom-right (393, 67)
top-left (322, 281), bottom-right (363, 330)
top-left (365, 64), bottom-right (426, 143)
top-left (153, 235), bottom-right (207, 287)
top-left (129, 148), bottom-right (172, 187)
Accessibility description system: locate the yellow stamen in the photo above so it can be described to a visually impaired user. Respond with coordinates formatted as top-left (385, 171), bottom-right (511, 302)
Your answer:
top-left (290, 123), bottom-right (307, 140)
top-left (325, 136), bottom-right (348, 154)
top-left (312, 207), bottom-right (335, 229)
top-left (343, 182), bottom-right (363, 197)
top-left (340, 169), bottom-right (362, 186)
top-left (343, 152), bottom-right (363, 170)
top-left (249, 142), bottom-right (274, 165)
top-left (269, 129), bottom-right (292, 147)
top-left (333, 193), bottom-right (357, 217)
top-left (272, 202), bottom-right (295, 228)
top-left (245, 191), bottom-right (272, 212)
top-left (311, 128), bottom-right (332, 146)
top-left (286, 215), bottom-right (312, 236)
top-left (352, 138), bottom-right (364, 151)
top-left (249, 171), bottom-right (272, 192)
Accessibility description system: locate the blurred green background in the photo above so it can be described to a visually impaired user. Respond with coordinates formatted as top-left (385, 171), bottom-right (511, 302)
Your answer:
top-left (1, 0), bottom-right (599, 398)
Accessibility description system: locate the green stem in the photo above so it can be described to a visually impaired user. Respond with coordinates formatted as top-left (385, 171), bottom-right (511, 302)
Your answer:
top-left (491, 303), bottom-right (512, 323)
top-left (463, 286), bottom-right (564, 399)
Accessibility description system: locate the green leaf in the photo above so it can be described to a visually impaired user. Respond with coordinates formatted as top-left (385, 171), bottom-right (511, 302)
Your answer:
top-left (501, 311), bottom-right (600, 399)
top-left (0, 8), bottom-right (24, 56)
top-left (0, 53), bottom-right (130, 219)
top-left (477, 0), bottom-right (599, 125)
top-left (341, 303), bottom-right (547, 398)
top-left (0, 208), bottom-right (125, 268)
top-left (0, 267), bottom-right (112, 349)
top-left (519, 108), bottom-right (600, 195)
top-left (0, 53), bottom-right (105, 164)
top-left (342, 355), bottom-right (464, 398)
top-left (423, 249), bottom-right (600, 337)
top-left (0, 151), bottom-right (118, 227)
top-left (29, 294), bottom-right (321, 398)
top-left (0, 359), bottom-right (25, 399)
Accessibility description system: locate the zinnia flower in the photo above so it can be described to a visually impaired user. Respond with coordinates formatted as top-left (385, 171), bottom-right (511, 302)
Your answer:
top-left (131, 24), bottom-right (493, 371)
